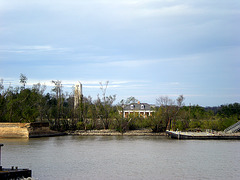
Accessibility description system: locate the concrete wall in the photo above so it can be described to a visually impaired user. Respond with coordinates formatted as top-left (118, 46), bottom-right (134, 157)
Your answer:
top-left (0, 122), bottom-right (51, 138)
top-left (0, 123), bottom-right (30, 138)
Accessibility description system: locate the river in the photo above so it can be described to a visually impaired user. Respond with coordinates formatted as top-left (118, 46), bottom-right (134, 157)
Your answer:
top-left (1, 136), bottom-right (240, 180)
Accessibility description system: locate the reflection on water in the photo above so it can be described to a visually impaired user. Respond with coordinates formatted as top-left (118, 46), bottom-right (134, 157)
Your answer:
top-left (1, 136), bottom-right (240, 180)
top-left (0, 138), bottom-right (29, 144)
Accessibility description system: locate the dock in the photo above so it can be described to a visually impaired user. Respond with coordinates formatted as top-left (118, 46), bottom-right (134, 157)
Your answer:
top-left (166, 130), bottom-right (240, 140)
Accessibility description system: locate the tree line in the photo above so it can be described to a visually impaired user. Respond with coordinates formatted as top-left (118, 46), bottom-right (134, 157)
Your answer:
top-left (0, 74), bottom-right (239, 132)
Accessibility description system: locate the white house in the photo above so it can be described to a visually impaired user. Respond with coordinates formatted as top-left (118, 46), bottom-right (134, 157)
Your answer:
top-left (122, 102), bottom-right (155, 118)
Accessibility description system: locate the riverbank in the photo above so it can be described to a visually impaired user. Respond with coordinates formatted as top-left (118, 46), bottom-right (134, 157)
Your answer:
top-left (66, 129), bottom-right (166, 136)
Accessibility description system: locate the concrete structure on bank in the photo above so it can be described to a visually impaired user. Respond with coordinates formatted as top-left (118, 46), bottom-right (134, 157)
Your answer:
top-left (0, 122), bottom-right (65, 138)
top-left (122, 102), bottom-right (155, 118)
top-left (166, 130), bottom-right (240, 140)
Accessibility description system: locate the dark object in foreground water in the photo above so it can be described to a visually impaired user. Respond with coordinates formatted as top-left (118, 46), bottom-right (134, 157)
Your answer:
top-left (0, 144), bottom-right (32, 179)
top-left (0, 168), bottom-right (32, 179)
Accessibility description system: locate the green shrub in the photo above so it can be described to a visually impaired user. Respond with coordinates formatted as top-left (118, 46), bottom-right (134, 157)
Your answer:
top-left (76, 121), bottom-right (85, 130)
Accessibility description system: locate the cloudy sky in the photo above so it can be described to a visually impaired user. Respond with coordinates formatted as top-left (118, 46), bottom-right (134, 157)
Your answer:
top-left (0, 0), bottom-right (239, 106)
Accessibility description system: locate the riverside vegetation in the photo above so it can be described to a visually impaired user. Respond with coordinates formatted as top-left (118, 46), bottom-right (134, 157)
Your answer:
top-left (0, 74), bottom-right (239, 133)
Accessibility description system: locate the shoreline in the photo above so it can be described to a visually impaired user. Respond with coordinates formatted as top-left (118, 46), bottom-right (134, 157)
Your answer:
top-left (29, 131), bottom-right (67, 138)
top-left (66, 129), bottom-right (166, 136)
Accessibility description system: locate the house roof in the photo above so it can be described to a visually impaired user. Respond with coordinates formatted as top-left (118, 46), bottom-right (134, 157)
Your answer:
top-left (123, 103), bottom-right (154, 111)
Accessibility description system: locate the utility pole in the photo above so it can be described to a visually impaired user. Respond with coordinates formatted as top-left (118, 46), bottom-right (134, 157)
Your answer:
top-left (0, 144), bottom-right (3, 170)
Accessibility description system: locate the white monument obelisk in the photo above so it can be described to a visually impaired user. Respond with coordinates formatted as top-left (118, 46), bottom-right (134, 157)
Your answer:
top-left (74, 82), bottom-right (82, 109)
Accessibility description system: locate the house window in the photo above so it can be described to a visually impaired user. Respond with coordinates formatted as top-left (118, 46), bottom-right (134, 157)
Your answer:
top-left (130, 104), bottom-right (135, 109)
top-left (141, 104), bottom-right (145, 109)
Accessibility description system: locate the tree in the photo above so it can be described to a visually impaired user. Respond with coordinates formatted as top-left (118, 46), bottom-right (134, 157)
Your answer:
top-left (32, 83), bottom-right (47, 121)
top-left (95, 81), bottom-right (116, 129)
top-left (80, 96), bottom-right (91, 130)
top-left (156, 96), bottom-right (174, 131)
top-left (117, 96), bottom-right (139, 133)
top-left (124, 96), bottom-right (139, 104)
top-left (85, 96), bottom-right (98, 130)
top-left (0, 79), bottom-right (4, 92)
top-left (218, 103), bottom-right (240, 118)
top-left (0, 79), bottom-right (6, 121)
top-left (155, 95), bottom-right (185, 131)
top-left (19, 73), bottom-right (28, 90)
top-left (51, 80), bottom-right (63, 129)
top-left (18, 88), bottom-right (39, 122)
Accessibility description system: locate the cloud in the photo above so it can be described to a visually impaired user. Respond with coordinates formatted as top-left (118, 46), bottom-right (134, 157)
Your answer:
top-left (10, 79), bottom-right (133, 89)
top-left (0, 0), bottom-right (239, 106)
top-left (0, 45), bottom-right (69, 54)
top-left (0, 77), bottom-right (144, 92)
top-left (21, 45), bottom-right (53, 51)
top-left (91, 55), bottom-right (200, 68)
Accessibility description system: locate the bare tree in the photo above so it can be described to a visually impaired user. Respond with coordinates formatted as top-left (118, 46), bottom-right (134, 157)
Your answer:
top-left (96, 81), bottom-right (116, 129)
top-left (177, 95), bottom-right (185, 107)
top-left (100, 81), bottom-right (109, 104)
top-left (52, 80), bottom-right (63, 129)
top-left (156, 95), bottom-right (185, 131)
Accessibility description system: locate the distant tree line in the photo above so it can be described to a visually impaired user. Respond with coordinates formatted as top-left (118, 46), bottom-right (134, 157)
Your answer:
top-left (0, 74), bottom-right (239, 132)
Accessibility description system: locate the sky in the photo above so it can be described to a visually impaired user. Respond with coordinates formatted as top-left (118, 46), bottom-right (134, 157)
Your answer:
top-left (0, 0), bottom-right (239, 106)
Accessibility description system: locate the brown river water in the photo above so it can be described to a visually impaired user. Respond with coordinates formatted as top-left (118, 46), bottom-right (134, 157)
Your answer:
top-left (1, 136), bottom-right (240, 180)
